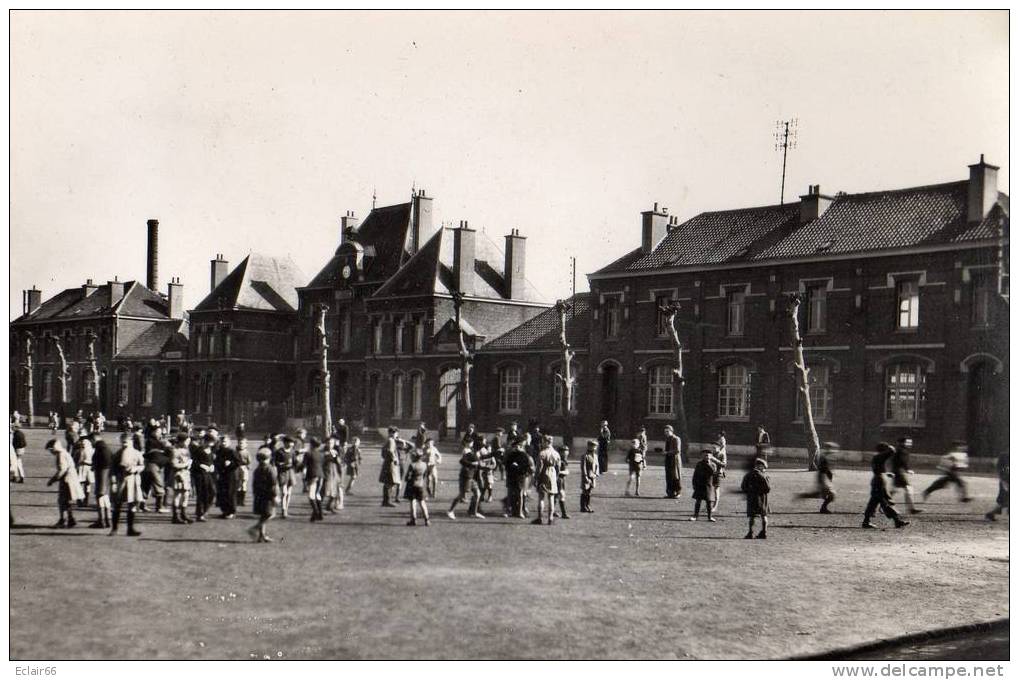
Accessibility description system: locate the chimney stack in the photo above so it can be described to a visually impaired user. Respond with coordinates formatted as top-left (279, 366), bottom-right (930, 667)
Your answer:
top-left (146, 219), bottom-right (159, 291)
top-left (339, 211), bottom-right (359, 244)
top-left (167, 277), bottom-right (184, 319)
top-left (210, 254), bottom-right (229, 293)
top-left (504, 228), bottom-right (527, 299)
top-left (108, 278), bottom-right (125, 307)
top-left (410, 189), bottom-right (435, 255)
top-left (82, 278), bottom-right (99, 297)
top-left (453, 221), bottom-right (476, 296)
top-left (968, 154), bottom-right (999, 223)
top-left (641, 203), bottom-right (669, 254)
top-left (22, 287), bottom-right (42, 316)
top-left (799, 185), bottom-right (833, 223)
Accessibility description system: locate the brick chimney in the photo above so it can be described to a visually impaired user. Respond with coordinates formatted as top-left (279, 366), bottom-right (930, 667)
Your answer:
top-left (453, 221), bottom-right (476, 296)
top-left (108, 278), bottom-right (125, 307)
top-left (146, 218), bottom-right (159, 291)
top-left (339, 211), bottom-right (359, 244)
top-left (641, 203), bottom-right (669, 254)
top-left (167, 277), bottom-right (183, 319)
top-left (504, 228), bottom-right (527, 299)
top-left (22, 287), bottom-right (42, 315)
top-left (210, 254), bottom-right (229, 293)
top-left (410, 189), bottom-right (435, 254)
top-left (799, 185), bottom-right (833, 223)
top-left (81, 278), bottom-right (99, 297)
top-left (968, 154), bottom-right (999, 223)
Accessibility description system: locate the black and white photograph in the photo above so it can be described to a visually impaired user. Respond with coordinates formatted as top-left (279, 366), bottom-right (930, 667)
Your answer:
top-left (6, 9), bottom-right (1010, 668)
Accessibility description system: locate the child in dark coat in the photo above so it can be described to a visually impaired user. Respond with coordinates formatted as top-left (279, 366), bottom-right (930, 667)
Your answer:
top-left (689, 449), bottom-right (718, 522)
top-left (741, 458), bottom-right (771, 539)
top-left (248, 450), bottom-right (278, 543)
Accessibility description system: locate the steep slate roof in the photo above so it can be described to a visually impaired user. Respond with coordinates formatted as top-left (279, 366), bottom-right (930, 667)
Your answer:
top-left (117, 320), bottom-right (189, 359)
top-left (483, 293), bottom-right (592, 351)
top-left (594, 181), bottom-right (1009, 275)
top-left (373, 227), bottom-right (547, 302)
top-left (12, 280), bottom-right (170, 323)
top-left (306, 202), bottom-right (413, 288)
top-left (193, 253), bottom-right (304, 313)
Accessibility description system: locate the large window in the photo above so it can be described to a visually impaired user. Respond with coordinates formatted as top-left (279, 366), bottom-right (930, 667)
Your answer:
top-left (116, 368), bottom-right (131, 406)
top-left (141, 368), bottom-right (154, 406)
top-left (372, 319), bottom-right (383, 355)
top-left (392, 373), bottom-right (405, 418)
top-left (718, 364), bottom-right (751, 418)
top-left (806, 284), bottom-right (827, 333)
top-left (551, 366), bottom-right (581, 414)
top-left (394, 318), bottom-right (405, 355)
top-left (41, 368), bottom-right (53, 403)
top-left (647, 365), bottom-right (674, 416)
top-left (410, 373), bottom-right (423, 419)
top-left (603, 297), bottom-right (621, 338)
top-left (208, 329), bottom-right (218, 357)
top-left (726, 290), bottom-right (746, 336)
top-left (413, 318), bottom-right (425, 353)
top-left (195, 329), bottom-right (204, 357)
top-left (797, 364), bottom-right (832, 422)
top-left (885, 362), bottom-right (927, 423)
top-left (499, 365), bottom-right (522, 413)
top-left (896, 279), bottom-right (919, 329)
top-left (971, 271), bottom-right (994, 327)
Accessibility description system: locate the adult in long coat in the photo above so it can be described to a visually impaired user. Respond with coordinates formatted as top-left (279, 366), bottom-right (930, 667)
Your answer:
top-left (90, 434), bottom-right (114, 528)
top-left (579, 440), bottom-right (600, 513)
top-left (190, 435), bottom-right (217, 522)
top-left (214, 436), bottom-right (242, 518)
top-left (741, 458), bottom-right (771, 539)
top-left (663, 425), bottom-right (683, 499)
top-left (46, 439), bottom-right (85, 528)
top-left (379, 429), bottom-right (401, 507)
top-left (690, 449), bottom-right (718, 521)
top-left (596, 422), bottom-right (612, 476)
top-left (110, 433), bottom-right (144, 536)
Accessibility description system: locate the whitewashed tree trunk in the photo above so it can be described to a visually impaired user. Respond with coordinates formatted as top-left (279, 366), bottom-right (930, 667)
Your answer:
top-left (659, 301), bottom-right (689, 464)
top-left (554, 299), bottom-right (576, 449)
top-left (314, 304), bottom-right (333, 438)
top-left (24, 333), bottom-right (35, 423)
top-left (787, 294), bottom-right (820, 470)
top-left (452, 291), bottom-right (474, 433)
top-left (53, 337), bottom-right (69, 413)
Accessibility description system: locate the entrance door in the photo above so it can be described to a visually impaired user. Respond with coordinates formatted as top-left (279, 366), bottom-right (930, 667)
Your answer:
top-left (366, 373), bottom-right (380, 427)
top-left (166, 369), bottom-right (180, 415)
top-left (967, 363), bottom-right (1000, 458)
top-left (439, 368), bottom-right (461, 435)
top-left (601, 363), bottom-right (619, 422)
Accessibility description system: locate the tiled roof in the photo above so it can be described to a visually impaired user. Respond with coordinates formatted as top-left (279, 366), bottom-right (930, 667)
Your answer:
top-left (594, 181), bottom-right (1009, 275)
top-left (194, 253), bottom-right (304, 313)
top-left (306, 203), bottom-right (413, 288)
top-left (116, 320), bottom-right (189, 359)
top-left (12, 281), bottom-right (169, 323)
top-left (373, 227), bottom-right (547, 303)
top-left (482, 293), bottom-right (592, 351)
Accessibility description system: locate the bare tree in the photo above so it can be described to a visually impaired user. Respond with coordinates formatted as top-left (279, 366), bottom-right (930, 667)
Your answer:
top-left (52, 336), bottom-right (70, 414)
top-left (786, 293), bottom-right (821, 470)
top-left (85, 331), bottom-right (101, 405)
top-left (451, 290), bottom-right (474, 433)
top-left (313, 303), bottom-right (333, 438)
top-left (658, 300), bottom-right (689, 463)
top-left (23, 332), bottom-right (35, 423)
top-left (553, 299), bottom-right (576, 449)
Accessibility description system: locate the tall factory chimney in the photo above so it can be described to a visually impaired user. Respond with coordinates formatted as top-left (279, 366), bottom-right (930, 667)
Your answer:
top-left (146, 218), bottom-right (159, 291)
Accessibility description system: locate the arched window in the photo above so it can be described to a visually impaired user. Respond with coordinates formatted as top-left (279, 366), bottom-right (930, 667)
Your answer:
top-left (83, 369), bottom-right (96, 404)
top-left (885, 362), bottom-right (927, 424)
top-left (717, 364), bottom-right (750, 418)
top-left (410, 373), bottom-right (423, 419)
top-left (41, 368), bottom-right (53, 403)
top-left (116, 368), bottom-right (131, 406)
top-left (140, 368), bottom-right (154, 406)
top-left (647, 365), bottom-right (673, 416)
top-left (392, 373), bottom-right (405, 418)
top-left (203, 374), bottom-right (214, 415)
top-left (498, 365), bottom-right (522, 414)
top-left (797, 364), bottom-right (832, 423)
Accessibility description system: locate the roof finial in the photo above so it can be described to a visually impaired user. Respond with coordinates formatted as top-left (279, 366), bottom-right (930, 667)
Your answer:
top-left (372, 186), bottom-right (377, 209)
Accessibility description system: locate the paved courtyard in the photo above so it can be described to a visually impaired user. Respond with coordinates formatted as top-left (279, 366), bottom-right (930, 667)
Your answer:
top-left (9, 429), bottom-right (1009, 660)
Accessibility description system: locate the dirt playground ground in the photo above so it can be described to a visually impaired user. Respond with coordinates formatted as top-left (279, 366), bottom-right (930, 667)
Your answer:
top-left (9, 429), bottom-right (1009, 659)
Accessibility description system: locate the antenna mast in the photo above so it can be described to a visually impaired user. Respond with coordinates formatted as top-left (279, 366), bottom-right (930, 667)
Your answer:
top-left (774, 118), bottom-right (798, 205)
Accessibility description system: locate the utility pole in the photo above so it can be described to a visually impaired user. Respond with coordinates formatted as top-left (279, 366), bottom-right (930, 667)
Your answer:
top-left (570, 256), bottom-right (576, 320)
top-left (774, 119), bottom-right (798, 205)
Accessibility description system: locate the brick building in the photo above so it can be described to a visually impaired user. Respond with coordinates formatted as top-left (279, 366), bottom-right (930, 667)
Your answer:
top-left (11, 219), bottom-right (189, 423)
top-left (573, 157), bottom-right (1009, 457)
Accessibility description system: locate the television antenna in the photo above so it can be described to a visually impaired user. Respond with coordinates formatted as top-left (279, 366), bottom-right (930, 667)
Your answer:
top-left (774, 119), bottom-right (798, 205)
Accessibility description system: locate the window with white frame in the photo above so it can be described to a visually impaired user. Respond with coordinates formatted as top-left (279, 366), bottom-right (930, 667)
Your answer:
top-left (498, 365), bottom-right (522, 413)
top-left (971, 271), bottom-right (994, 327)
top-left (647, 365), bottom-right (674, 416)
top-left (726, 289), bottom-right (746, 336)
top-left (884, 362), bottom-right (927, 423)
top-left (717, 364), bottom-right (750, 418)
top-left (410, 373), bottom-right (423, 419)
top-left (392, 373), bottom-right (405, 418)
top-left (603, 296), bottom-right (621, 338)
top-left (141, 368), bottom-right (154, 406)
top-left (805, 284), bottom-right (827, 333)
top-left (896, 279), bottom-right (919, 329)
top-left (796, 364), bottom-right (832, 422)
top-left (655, 293), bottom-right (673, 336)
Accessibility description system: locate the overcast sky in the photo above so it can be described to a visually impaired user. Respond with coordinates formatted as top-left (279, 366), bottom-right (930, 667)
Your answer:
top-left (10, 10), bottom-right (1008, 319)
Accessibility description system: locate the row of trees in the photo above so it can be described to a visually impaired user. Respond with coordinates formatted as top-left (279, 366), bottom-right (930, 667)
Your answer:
top-left (18, 332), bottom-right (101, 423)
